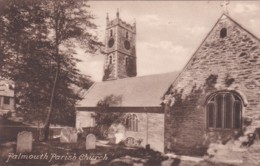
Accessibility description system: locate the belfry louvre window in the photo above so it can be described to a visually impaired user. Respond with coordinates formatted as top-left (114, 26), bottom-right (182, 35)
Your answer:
top-left (125, 57), bottom-right (129, 66)
top-left (3, 97), bottom-right (10, 105)
top-left (126, 114), bottom-right (138, 132)
top-left (109, 55), bottom-right (112, 64)
top-left (206, 92), bottom-right (242, 129)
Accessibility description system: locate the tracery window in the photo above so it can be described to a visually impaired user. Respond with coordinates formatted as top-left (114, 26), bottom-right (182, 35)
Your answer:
top-left (126, 114), bottom-right (138, 132)
top-left (206, 92), bottom-right (242, 129)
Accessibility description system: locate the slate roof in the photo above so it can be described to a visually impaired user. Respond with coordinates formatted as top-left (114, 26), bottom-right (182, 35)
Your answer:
top-left (77, 71), bottom-right (179, 108)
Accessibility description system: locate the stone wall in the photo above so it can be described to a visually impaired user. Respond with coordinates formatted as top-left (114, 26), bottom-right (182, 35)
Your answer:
top-left (147, 113), bottom-right (165, 152)
top-left (116, 25), bottom-right (135, 56)
top-left (76, 110), bottom-right (164, 152)
top-left (125, 112), bottom-right (164, 152)
top-left (117, 52), bottom-right (137, 78)
top-left (164, 15), bottom-right (260, 155)
top-left (76, 111), bottom-right (95, 128)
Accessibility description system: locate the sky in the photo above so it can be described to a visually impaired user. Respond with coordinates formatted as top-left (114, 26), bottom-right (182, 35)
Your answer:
top-left (75, 1), bottom-right (260, 81)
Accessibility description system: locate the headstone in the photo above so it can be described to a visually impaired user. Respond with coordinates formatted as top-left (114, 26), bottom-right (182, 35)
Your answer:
top-left (133, 163), bottom-right (143, 166)
top-left (16, 131), bottom-right (33, 153)
top-left (107, 127), bottom-right (116, 139)
top-left (60, 128), bottom-right (78, 143)
top-left (70, 129), bottom-right (78, 143)
top-left (86, 134), bottom-right (96, 150)
top-left (161, 159), bottom-right (174, 166)
top-left (146, 144), bottom-right (150, 150)
top-left (108, 123), bottom-right (125, 139)
top-left (108, 137), bottom-right (116, 144)
top-left (115, 133), bottom-right (124, 144)
top-left (60, 128), bottom-right (70, 142)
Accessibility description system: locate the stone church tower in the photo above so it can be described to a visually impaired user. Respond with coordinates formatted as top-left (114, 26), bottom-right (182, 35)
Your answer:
top-left (103, 10), bottom-right (137, 81)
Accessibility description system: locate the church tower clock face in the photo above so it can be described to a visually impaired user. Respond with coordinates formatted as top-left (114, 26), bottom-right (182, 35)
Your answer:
top-left (108, 38), bottom-right (114, 48)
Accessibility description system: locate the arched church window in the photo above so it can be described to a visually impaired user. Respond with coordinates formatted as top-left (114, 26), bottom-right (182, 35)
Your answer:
top-left (206, 92), bottom-right (242, 129)
top-left (110, 30), bottom-right (113, 37)
top-left (220, 28), bottom-right (227, 38)
top-left (126, 114), bottom-right (138, 132)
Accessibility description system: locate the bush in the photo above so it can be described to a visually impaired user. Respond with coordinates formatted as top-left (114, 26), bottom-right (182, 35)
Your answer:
top-left (3, 111), bottom-right (12, 119)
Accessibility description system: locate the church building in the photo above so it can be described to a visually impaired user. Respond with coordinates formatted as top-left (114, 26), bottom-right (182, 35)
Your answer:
top-left (76, 11), bottom-right (176, 152)
top-left (163, 14), bottom-right (260, 156)
top-left (76, 11), bottom-right (260, 156)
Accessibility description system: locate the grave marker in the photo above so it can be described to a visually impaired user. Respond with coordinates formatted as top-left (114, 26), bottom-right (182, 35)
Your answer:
top-left (86, 134), bottom-right (96, 150)
top-left (16, 131), bottom-right (33, 153)
top-left (60, 128), bottom-right (78, 143)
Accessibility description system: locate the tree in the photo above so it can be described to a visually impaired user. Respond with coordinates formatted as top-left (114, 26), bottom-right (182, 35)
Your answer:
top-left (41, 0), bottom-right (103, 141)
top-left (93, 94), bottom-right (130, 138)
top-left (0, 0), bottom-right (102, 140)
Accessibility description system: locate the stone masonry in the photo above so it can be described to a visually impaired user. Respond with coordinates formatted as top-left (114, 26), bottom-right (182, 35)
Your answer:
top-left (76, 110), bottom-right (165, 152)
top-left (164, 14), bottom-right (260, 156)
top-left (104, 12), bottom-right (137, 81)
top-left (124, 112), bottom-right (164, 152)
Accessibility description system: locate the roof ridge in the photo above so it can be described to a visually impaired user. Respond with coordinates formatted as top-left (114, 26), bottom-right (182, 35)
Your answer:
top-left (77, 70), bottom-right (180, 108)
top-left (97, 71), bottom-right (179, 83)
top-left (169, 13), bottom-right (223, 88)
top-left (81, 82), bottom-right (97, 98)
top-left (224, 13), bottom-right (260, 41)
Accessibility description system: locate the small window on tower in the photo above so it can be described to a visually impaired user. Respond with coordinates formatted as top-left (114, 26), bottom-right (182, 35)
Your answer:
top-left (4, 96), bottom-right (10, 105)
top-left (109, 55), bottom-right (112, 64)
top-left (126, 32), bottom-right (128, 39)
top-left (125, 57), bottom-right (129, 66)
top-left (220, 28), bottom-right (227, 38)
top-left (110, 30), bottom-right (113, 37)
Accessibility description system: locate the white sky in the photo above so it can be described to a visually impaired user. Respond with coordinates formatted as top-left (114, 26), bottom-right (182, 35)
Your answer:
top-left (75, 1), bottom-right (260, 81)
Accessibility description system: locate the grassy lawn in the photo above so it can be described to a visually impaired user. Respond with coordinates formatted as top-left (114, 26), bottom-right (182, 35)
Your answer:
top-left (0, 136), bottom-right (169, 166)
top-left (0, 137), bottom-right (237, 166)
top-left (0, 119), bottom-right (241, 166)
top-left (0, 135), bottom-right (172, 166)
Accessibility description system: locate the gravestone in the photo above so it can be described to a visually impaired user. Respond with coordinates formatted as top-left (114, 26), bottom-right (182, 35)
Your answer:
top-left (86, 134), bottom-right (96, 150)
top-left (161, 159), bottom-right (174, 166)
top-left (16, 131), bottom-right (33, 153)
top-left (115, 133), bottom-right (124, 144)
top-left (60, 128), bottom-right (78, 143)
top-left (60, 128), bottom-right (70, 143)
top-left (133, 163), bottom-right (144, 166)
top-left (108, 123), bottom-right (125, 139)
top-left (70, 129), bottom-right (78, 143)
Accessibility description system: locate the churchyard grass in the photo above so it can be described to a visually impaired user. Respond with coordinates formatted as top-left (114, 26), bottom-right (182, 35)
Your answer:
top-left (0, 121), bottom-right (240, 166)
